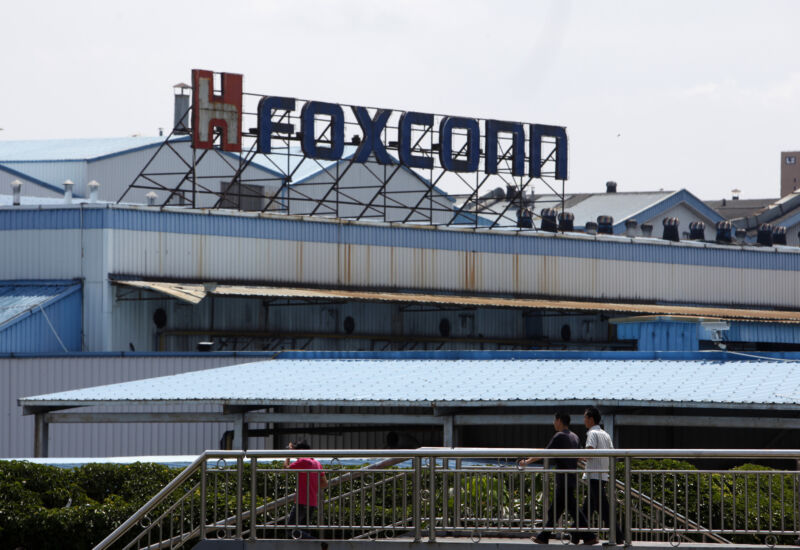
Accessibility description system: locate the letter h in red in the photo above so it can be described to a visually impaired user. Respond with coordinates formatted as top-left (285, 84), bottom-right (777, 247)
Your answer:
top-left (192, 69), bottom-right (243, 152)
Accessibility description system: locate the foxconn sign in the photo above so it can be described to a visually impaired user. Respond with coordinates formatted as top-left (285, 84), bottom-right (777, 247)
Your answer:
top-left (191, 69), bottom-right (568, 179)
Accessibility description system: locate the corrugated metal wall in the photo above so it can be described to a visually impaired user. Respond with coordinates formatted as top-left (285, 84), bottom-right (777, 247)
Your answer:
top-left (2, 161), bottom-right (86, 193)
top-left (0, 287), bottom-right (83, 352)
top-left (0, 355), bottom-right (258, 458)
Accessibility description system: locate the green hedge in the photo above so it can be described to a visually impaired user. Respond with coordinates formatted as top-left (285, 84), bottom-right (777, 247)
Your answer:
top-left (0, 461), bottom-right (177, 550)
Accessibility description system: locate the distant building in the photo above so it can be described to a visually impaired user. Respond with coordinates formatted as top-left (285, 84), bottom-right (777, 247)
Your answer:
top-left (781, 151), bottom-right (800, 197)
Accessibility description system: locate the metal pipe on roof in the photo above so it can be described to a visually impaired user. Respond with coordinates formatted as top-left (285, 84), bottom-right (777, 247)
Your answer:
top-left (88, 180), bottom-right (99, 203)
top-left (11, 179), bottom-right (21, 206)
top-left (63, 180), bottom-right (73, 204)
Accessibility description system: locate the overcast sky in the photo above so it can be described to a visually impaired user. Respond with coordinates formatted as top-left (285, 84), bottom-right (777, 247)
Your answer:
top-left (3, 0), bottom-right (800, 199)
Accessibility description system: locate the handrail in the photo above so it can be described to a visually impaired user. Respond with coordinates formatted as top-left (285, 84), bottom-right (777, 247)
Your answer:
top-left (92, 451), bottom-right (241, 550)
top-left (248, 447), bottom-right (800, 459)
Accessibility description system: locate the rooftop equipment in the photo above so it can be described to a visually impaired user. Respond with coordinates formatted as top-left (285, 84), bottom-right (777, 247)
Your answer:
top-left (640, 223), bottom-right (653, 237)
top-left (585, 221), bottom-right (598, 235)
top-left (757, 223), bottom-right (774, 246)
top-left (772, 225), bottom-right (787, 245)
top-left (558, 211), bottom-right (574, 232)
top-left (517, 207), bottom-right (533, 229)
top-left (735, 228), bottom-right (747, 242)
top-left (624, 219), bottom-right (637, 237)
top-left (689, 221), bottom-right (705, 240)
top-left (715, 220), bottom-right (732, 244)
top-left (63, 180), bottom-right (74, 204)
top-left (662, 217), bottom-right (680, 242)
top-left (11, 180), bottom-right (21, 206)
top-left (540, 208), bottom-right (557, 232)
top-left (606, 181), bottom-right (617, 193)
top-left (146, 192), bottom-right (158, 206)
top-left (88, 180), bottom-right (100, 203)
top-left (173, 82), bottom-right (191, 134)
top-left (597, 215), bottom-right (614, 234)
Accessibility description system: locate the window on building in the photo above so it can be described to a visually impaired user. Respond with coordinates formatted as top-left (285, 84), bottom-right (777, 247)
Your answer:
top-left (786, 156), bottom-right (796, 165)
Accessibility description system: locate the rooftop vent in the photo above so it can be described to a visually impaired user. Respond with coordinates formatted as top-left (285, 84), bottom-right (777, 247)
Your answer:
top-left (173, 82), bottom-right (191, 134)
top-left (597, 215), bottom-right (614, 234)
top-left (640, 223), bottom-right (653, 237)
top-left (63, 180), bottom-right (74, 204)
top-left (689, 221), bottom-right (705, 240)
top-left (757, 223), bottom-right (774, 246)
top-left (773, 225), bottom-right (787, 245)
top-left (606, 181), bottom-right (617, 193)
top-left (146, 191), bottom-right (158, 206)
top-left (88, 180), bottom-right (100, 204)
top-left (11, 179), bottom-right (21, 206)
top-left (540, 208), bottom-right (557, 232)
top-left (624, 219), bottom-right (637, 237)
top-left (506, 185), bottom-right (518, 201)
top-left (735, 227), bottom-right (747, 241)
top-left (715, 220), bottom-right (732, 244)
top-left (517, 207), bottom-right (533, 229)
top-left (558, 211), bottom-right (574, 232)
top-left (585, 221), bottom-right (598, 235)
top-left (731, 188), bottom-right (741, 200)
top-left (662, 217), bottom-right (680, 242)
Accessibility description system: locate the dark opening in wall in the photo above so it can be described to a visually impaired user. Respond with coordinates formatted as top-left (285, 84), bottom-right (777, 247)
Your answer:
top-left (343, 316), bottom-right (355, 334)
top-left (153, 308), bottom-right (167, 329)
top-left (439, 318), bottom-right (451, 338)
top-left (561, 324), bottom-right (571, 341)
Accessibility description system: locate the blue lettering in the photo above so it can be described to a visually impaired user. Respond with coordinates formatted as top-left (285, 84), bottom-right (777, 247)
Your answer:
top-left (439, 117), bottom-right (480, 172)
top-left (257, 96), bottom-right (295, 154)
top-left (485, 120), bottom-right (525, 176)
top-left (529, 124), bottom-right (568, 180)
top-left (352, 107), bottom-right (394, 164)
top-left (399, 111), bottom-right (434, 169)
top-left (301, 101), bottom-right (345, 160)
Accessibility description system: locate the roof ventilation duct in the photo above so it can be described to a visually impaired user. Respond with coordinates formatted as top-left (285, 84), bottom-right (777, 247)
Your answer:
top-left (689, 221), bottom-right (705, 240)
top-left (773, 225), bottom-right (787, 245)
top-left (640, 223), bottom-right (653, 237)
top-left (88, 180), bottom-right (100, 204)
top-left (173, 82), bottom-right (191, 134)
top-left (715, 220), bottom-right (732, 244)
top-left (517, 207), bottom-right (533, 229)
top-left (606, 181), bottom-right (617, 193)
top-left (540, 208), bottom-right (557, 232)
top-left (735, 227), bottom-right (747, 242)
top-left (597, 215), bottom-right (614, 234)
top-left (558, 211), bottom-right (574, 232)
top-left (585, 221), bottom-right (598, 235)
top-left (757, 223), bottom-right (774, 246)
top-left (146, 191), bottom-right (158, 206)
top-left (63, 180), bottom-right (74, 204)
top-left (11, 179), bottom-right (21, 206)
top-left (624, 219), bottom-right (638, 237)
top-left (662, 217), bottom-right (680, 242)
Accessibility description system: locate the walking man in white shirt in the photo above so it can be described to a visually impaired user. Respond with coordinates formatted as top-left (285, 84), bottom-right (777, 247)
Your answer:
top-left (576, 406), bottom-right (623, 545)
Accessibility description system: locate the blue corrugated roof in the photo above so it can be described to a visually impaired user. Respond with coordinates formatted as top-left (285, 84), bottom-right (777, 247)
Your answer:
top-left (20, 358), bottom-right (800, 408)
top-left (0, 281), bottom-right (81, 327)
top-left (0, 136), bottom-right (189, 162)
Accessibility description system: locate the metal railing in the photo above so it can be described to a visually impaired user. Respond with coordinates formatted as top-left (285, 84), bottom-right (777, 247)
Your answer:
top-left (93, 448), bottom-right (800, 549)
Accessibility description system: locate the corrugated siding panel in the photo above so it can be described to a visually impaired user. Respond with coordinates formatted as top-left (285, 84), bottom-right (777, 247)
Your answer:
top-left (0, 355), bottom-right (257, 458)
top-left (2, 161), bottom-right (87, 192)
top-left (0, 287), bottom-right (82, 352)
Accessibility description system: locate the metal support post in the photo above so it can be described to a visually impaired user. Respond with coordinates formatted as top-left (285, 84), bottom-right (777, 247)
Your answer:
top-left (443, 416), bottom-right (454, 448)
top-left (542, 458), bottom-right (550, 530)
top-left (200, 458), bottom-right (207, 540)
top-left (236, 455), bottom-right (244, 539)
top-left (233, 415), bottom-right (247, 450)
top-left (429, 456), bottom-right (437, 541)
top-left (454, 458), bottom-right (462, 529)
top-left (250, 456), bottom-right (258, 541)
top-left (34, 413), bottom-right (49, 458)
top-left (606, 414), bottom-right (617, 448)
top-left (608, 456), bottom-right (617, 545)
top-left (624, 457), bottom-right (631, 546)
top-left (413, 457), bottom-right (422, 542)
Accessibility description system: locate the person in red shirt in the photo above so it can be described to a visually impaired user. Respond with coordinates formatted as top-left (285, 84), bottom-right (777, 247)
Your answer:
top-left (284, 440), bottom-right (328, 538)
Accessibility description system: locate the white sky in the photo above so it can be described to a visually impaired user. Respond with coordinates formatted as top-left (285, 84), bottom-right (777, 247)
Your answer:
top-left (2, 0), bottom-right (800, 199)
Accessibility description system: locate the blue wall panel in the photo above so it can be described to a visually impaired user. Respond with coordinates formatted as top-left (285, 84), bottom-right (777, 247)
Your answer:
top-left (0, 287), bottom-right (82, 353)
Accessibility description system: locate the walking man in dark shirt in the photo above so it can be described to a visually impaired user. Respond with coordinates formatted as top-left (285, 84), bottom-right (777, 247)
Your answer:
top-left (519, 412), bottom-right (589, 544)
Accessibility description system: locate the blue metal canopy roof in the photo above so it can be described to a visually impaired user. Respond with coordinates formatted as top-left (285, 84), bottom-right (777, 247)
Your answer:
top-left (19, 357), bottom-right (800, 410)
